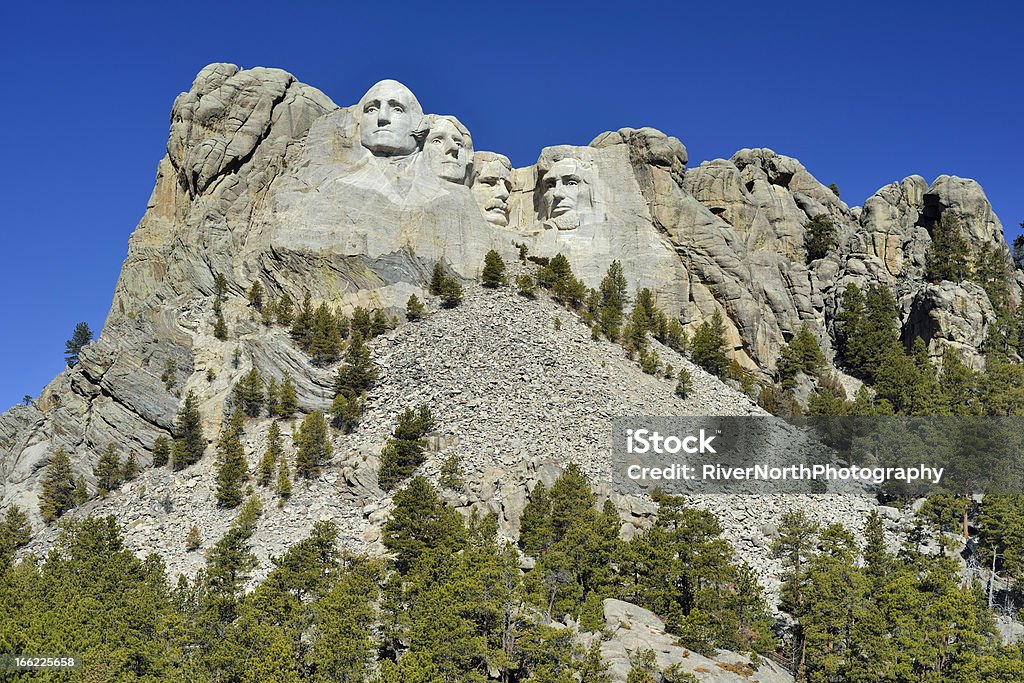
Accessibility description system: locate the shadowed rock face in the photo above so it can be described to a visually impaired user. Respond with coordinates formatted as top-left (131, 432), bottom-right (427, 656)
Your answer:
top-left (1, 64), bottom-right (1017, 533)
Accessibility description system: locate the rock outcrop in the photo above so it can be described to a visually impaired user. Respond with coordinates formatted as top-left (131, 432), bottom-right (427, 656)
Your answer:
top-left (0, 64), bottom-right (1017, 620)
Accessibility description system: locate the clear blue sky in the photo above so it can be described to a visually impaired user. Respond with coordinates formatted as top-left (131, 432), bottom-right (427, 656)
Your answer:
top-left (1, 2), bottom-right (1021, 411)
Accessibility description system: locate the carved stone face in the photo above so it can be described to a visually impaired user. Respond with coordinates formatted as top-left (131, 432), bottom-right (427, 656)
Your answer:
top-left (424, 117), bottom-right (471, 183)
top-left (471, 154), bottom-right (512, 226)
top-left (542, 159), bottom-right (583, 219)
top-left (358, 80), bottom-right (423, 157)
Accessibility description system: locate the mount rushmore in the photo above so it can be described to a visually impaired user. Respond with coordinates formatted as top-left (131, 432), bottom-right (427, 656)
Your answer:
top-left (0, 62), bottom-right (1015, 543)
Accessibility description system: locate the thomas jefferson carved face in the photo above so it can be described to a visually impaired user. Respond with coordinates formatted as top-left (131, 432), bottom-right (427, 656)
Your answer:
top-left (542, 159), bottom-right (584, 219)
top-left (358, 80), bottom-right (423, 157)
top-left (471, 153), bottom-right (512, 226)
top-left (423, 116), bottom-right (472, 183)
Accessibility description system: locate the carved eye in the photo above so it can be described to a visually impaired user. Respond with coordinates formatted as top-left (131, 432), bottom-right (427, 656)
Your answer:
top-left (431, 138), bottom-right (443, 145)
top-left (545, 179), bottom-right (556, 189)
top-left (393, 105), bottom-right (404, 114)
top-left (566, 178), bottom-right (579, 186)
top-left (364, 105), bottom-right (378, 113)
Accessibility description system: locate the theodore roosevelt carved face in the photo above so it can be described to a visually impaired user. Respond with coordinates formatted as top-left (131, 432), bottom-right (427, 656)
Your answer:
top-left (358, 79), bottom-right (423, 157)
top-left (422, 115), bottom-right (473, 184)
top-left (471, 152), bottom-right (512, 226)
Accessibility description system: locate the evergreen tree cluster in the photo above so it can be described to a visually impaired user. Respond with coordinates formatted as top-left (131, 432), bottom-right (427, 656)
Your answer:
top-left (16, 469), bottom-right (1024, 681)
top-left (93, 443), bottom-right (140, 497)
top-left (232, 367), bottom-right (300, 419)
top-left (288, 293), bottom-right (391, 365)
top-left (770, 508), bottom-right (1023, 681)
top-left (378, 406), bottom-right (435, 491)
top-left (776, 325), bottom-right (825, 389)
top-left (330, 333), bottom-right (379, 433)
top-left (803, 214), bottom-right (837, 262)
top-left (430, 262), bottom-right (464, 308)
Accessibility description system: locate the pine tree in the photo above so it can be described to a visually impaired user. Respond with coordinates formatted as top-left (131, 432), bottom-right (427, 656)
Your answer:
top-left (440, 276), bottom-right (463, 308)
top-left (926, 213), bottom-right (971, 282)
top-left (276, 292), bottom-right (294, 326)
top-left (598, 260), bottom-right (628, 340)
top-left (691, 310), bottom-right (729, 377)
top-left (481, 249), bottom-right (507, 287)
top-left (1, 505), bottom-right (31, 550)
top-left (378, 406), bottom-right (435, 490)
top-left (406, 294), bottom-right (425, 321)
top-left (94, 444), bottom-right (122, 496)
top-left (863, 510), bottom-right (891, 584)
top-left (333, 334), bottom-right (379, 397)
top-left (276, 453), bottom-right (293, 504)
top-left (430, 262), bottom-right (446, 295)
top-left (940, 348), bottom-right (983, 416)
top-left (261, 295), bottom-right (275, 325)
top-left (72, 474), bottom-right (88, 505)
top-left (290, 293), bottom-right (314, 350)
top-left (278, 376), bottom-right (299, 418)
top-left (772, 509), bottom-right (819, 618)
top-left (213, 271), bottom-right (229, 300)
top-left (258, 422), bottom-right (282, 487)
top-left (777, 324), bottom-right (825, 388)
top-left (215, 409), bottom-right (248, 508)
top-left (516, 272), bottom-right (536, 298)
top-left (121, 452), bottom-right (140, 482)
top-left (439, 453), bottom-right (464, 491)
top-left (213, 299), bottom-right (228, 340)
top-left (264, 376), bottom-right (280, 417)
top-left (310, 303), bottom-right (342, 365)
top-left (172, 390), bottom-right (205, 470)
top-left (152, 435), bottom-right (170, 467)
top-left (40, 448), bottom-right (76, 523)
top-left (674, 367), bottom-right (693, 398)
top-left (64, 322), bottom-right (93, 367)
top-left (371, 309), bottom-right (390, 337)
top-left (383, 476), bottom-right (466, 572)
top-left (247, 281), bottom-right (264, 310)
top-left (294, 411), bottom-right (332, 478)
top-left (973, 244), bottom-right (1011, 314)
top-left (233, 367), bottom-right (265, 417)
top-left (330, 391), bottom-right (363, 433)
top-left (804, 214), bottom-right (837, 261)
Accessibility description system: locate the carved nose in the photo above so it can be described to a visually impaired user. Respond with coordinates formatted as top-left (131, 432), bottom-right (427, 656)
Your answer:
top-left (496, 183), bottom-right (509, 200)
top-left (444, 144), bottom-right (459, 158)
top-left (377, 107), bottom-right (391, 125)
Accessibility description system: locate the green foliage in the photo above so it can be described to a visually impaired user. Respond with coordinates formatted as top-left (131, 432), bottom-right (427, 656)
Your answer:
top-left (294, 411), bottom-right (332, 478)
top-left (379, 406), bottom-right (435, 491)
top-left (776, 324), bottom-right (825, 389)
top-left (276, 292), bottom-right (294, 326)
top-left (334, 334), bottom-right (379, 397)
top-left (213, 298), bottom-right (228, 340)
top-left (771, 509), bottom-right (819, 618)
top-left (926, 213), bottom-right (971, 282)
top-left (64, 321), bottom-right (93, 367)
top-left (674, 367), bottom-right (693, 398)
top-left (690, 310), bottom-right (729, 377)
top-left (257, 422), bottom-right (282, 487)
top-left (828, 182), bottom-right (841, 198)
top-left (482, 249), bottom-right (507, 287)
top-left (836, 283), bottom-right (899, 381)
top-left (440, 276), bottom-right (464, 308)
top-left (406, 293), bottom-right (425, 321)
top-left (640, 349), bottom-right (660, 374)
top-left (440, 453), bottom-right (464, 491)
top-left (215, 409), bottom-right (248, 508)
top-left (804, 214), bottom-right (837, 261)
top-left (214, 271), bottom-right (229, 299)
top-left (0, 505), bottom-right (31, 558)
top-left (172, 390), bottom-right (205, 470)
top-left (873, 338), bottom-right (950, 415)
top-left (94, 443), bottom-right (122, 496)
top-left (234, 367), bottom-right (265, 417)
top-left (278, 375), bottom-right (299, 418)
top-left (537, 253), bottom-right (587, 309)
top-left (430, 261), bottom-right (446, 295)
top-left (40, 447), bottom-right (76, 523)
top-left (306, 303), bottom-right (342, 365)
top-left (598, 260), bottom-right (628, 340)
top-left (331, 390), bottom-right (363, 433)
top-left (247, 281), bottom-right (264, 310)
top-left (973, 244), bottom-right (1012, 314)
top-left (276, 452), bottom-right (292, 503)
top-left (516, 272), bottom-right (536, 298)
top-left (383, 476), bottom-right (466, 573)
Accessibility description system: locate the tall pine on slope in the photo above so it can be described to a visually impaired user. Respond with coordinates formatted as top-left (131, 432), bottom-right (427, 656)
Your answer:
top-left (172, 390), bottom-right (205, 470)
top-left (39, 448), bottom-right (76, 523)
top-left (64, 322), bottom-right (93, 367)
top-left (294, 411), bottom-right (332, 478)
top-left (215, 408), bottom-right (248, 508)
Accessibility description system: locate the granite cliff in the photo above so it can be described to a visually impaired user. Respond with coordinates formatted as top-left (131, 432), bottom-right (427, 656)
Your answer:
top-left (1, 63), bottom-right (1013, 593)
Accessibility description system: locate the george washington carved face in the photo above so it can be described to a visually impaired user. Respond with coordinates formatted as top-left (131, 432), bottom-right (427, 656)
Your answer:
top-left (471, 152), bottom-right (512, 226)
top-left (358, 80), bottom-right (423, 157)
